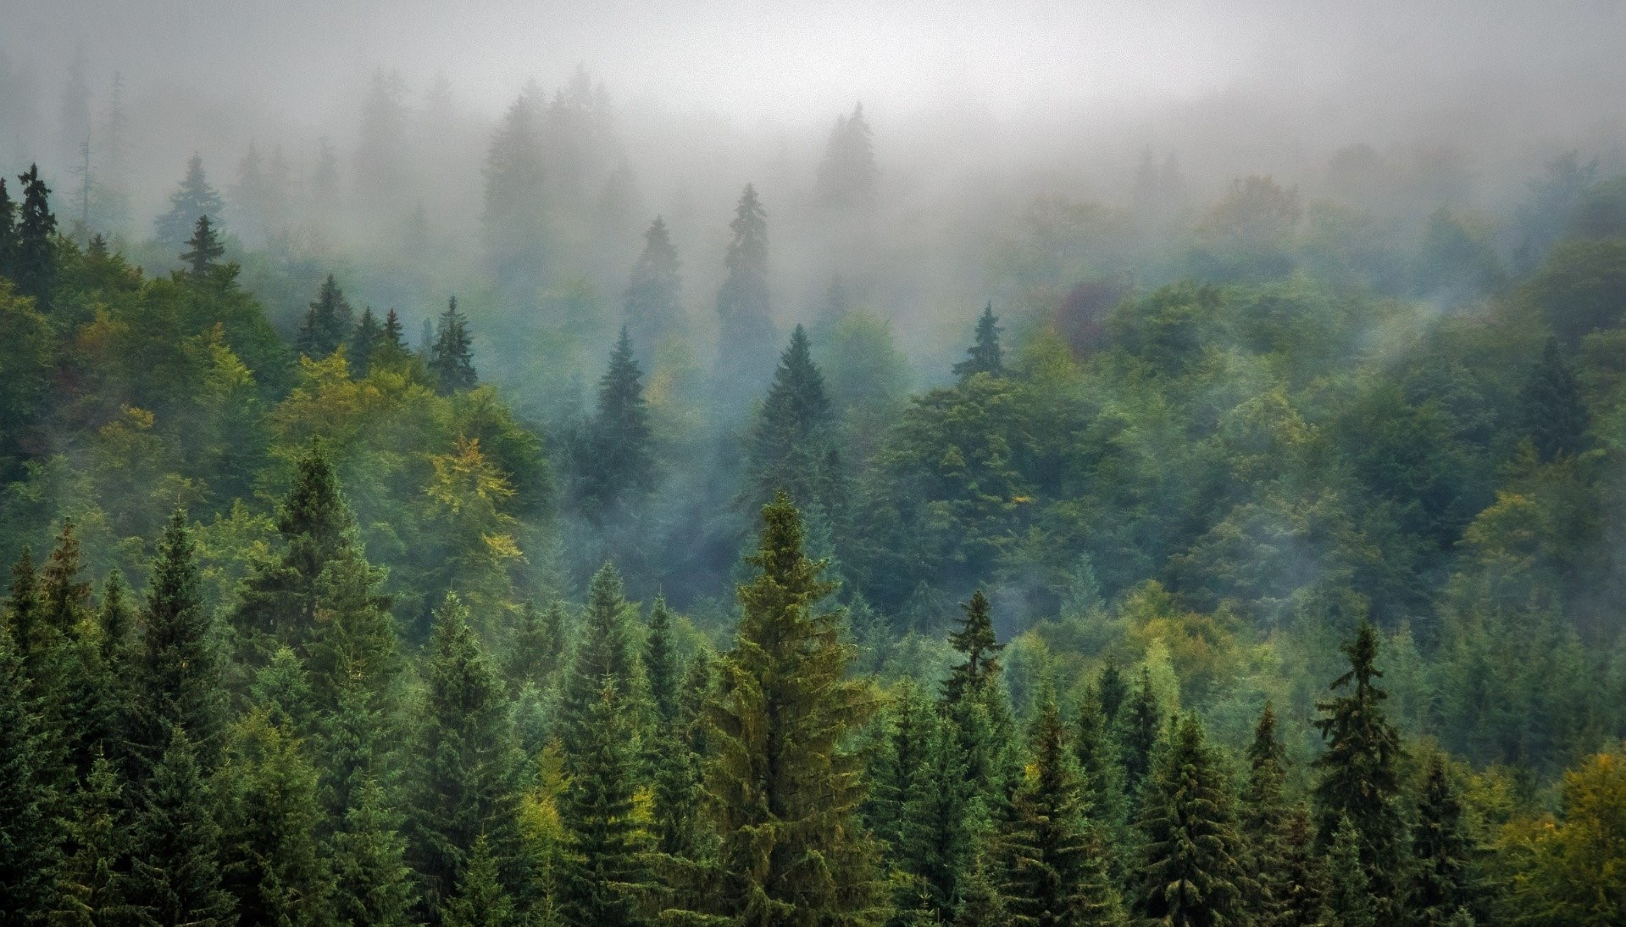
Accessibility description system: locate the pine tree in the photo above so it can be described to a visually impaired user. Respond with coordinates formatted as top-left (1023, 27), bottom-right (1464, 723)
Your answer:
top-left (216, 711), bottom-right (333, 927)
top-left (482, 86), bottom-right (548, 301)
top-left (304, 536), bottom-right (399, 716)
top-left (866, 680), bottom-right (935, 853)
top-left (14, 165), bottom-right (58, 310)
top-left (41, 519), bottom-right (118, 779)
top-left (557, 681), bottom-right (652, 927)
top-left (410, 593), bottom-right (523, 911)
top-left (625, 215), bottom-right (683, 349)
top-left (1074, 691), bottom-right (1129, 858)
top-left (131, 509), bottom-right (223, 775)
top-left (579, 327), bottom-right (655, 513)
top-left (378, 309), bottom-right (410, 367)
top-left (297, 275), bottom-right (355, 359)
top-left (125, 729), bottom-right (235, 927)
top-left (815, 103), bottom-right (878, 211)
top-left (1242, 704), bottom-right (1295, 927)
top-left (429, 296), bottom-right (478, 394)
top-left (351, 307), bottom-right (383, 378)
top-left (941, 589), bottom-right (1003, 706)
top-left (1320, 816), bottom-right (1376, 927)
top-left (1096, 660), bottom-right (1127, 725)
top-left (715, 184), bottom-right (776, 386)
top-left (52, 753), bottom-right (127, 927)
top-left (1132, 714), bottom-right (1246, 927)
top-left (898, 709), bottom-right (980, 922)
top-left (155, 154), bottom-right (224, 248)
top-left (331, 775), bottom-right (418, 927)
top-left (5, 546), bottom-right (42, 656)
top-left (997, 688), bottom-right (1126, 927)
top-left (1275, 805), bottom-right (1323, 927)
top-left (180, 214), bottom-right (225, 278)
top-left (643, 595), bottom-right (679, 723)
top-left (953, 304), bottom-right (1002, 381)
top-left (744, 325), bottom-right (834, 513)
top-left (505, 600), bottom-right (565, 692)
top-left (1312, 622), bottom-right (1404, 918)
top-left (0, 177), bottom-right (16, 279)
top-left (1409, 755), bottom-right (1473, 927)
top-left (1113, 668), bottom-right (1162, 800)
top-left (1517, 336), bottom-right (1588, 462)
top-left (440, 835), bottom-right (514, 927)
top-left (560, 563), bottom-right (638, 740)
top-left (0, 627), bottom-right (62, 922)
top-left (954, 855), bottom-right (1010, 927)
top-left (688, 492), bottom-right (880, 927)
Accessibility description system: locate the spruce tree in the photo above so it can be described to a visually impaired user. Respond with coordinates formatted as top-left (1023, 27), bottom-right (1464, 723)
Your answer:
top-left (955, 855), bottom-right (1011, 927)
top-left (429, 296), bottom-right (478, 394)
top-left (643, 595), bottom-right (679, 724)
top-left (0, 627), bottom-right (62, 922)
top-left (941, 589), bottom-right (1003, 706)
top-left (579, 327), bottom-right (655, 513)
top-left (898, 709), bottom-right (980, 922)
top-left (1312, 622), bottom-right (1404, 917)
top-left (6, 546), bottom-right (42, 657)
top-left (997, 688), bottom-right (1126, 927)
top-left (1242, 704), bottom-right (1295, 927)
top-left (1096, 660), bottom-right (1128, 726)
top-left (52, 753), bottom-right (127, 927)
top-left (131, 509), bottom-right (223, 775)
top-left (154, 154), bottom-right (225, 248)
top-left (1132, 714), bottom-right (1246, 927)
top-left (866, 680), bottom-right (935, 853)
top-left (743, 325), bottom-right (835, 513)
top-left (331, 776), bottom-right (418, 927)
top-left (505, 600), bottom-right (565, 692)
top-left (625, 215), bottom-right (683, 349)
top-left (815, 103), bottom-right (878, 211)
top-left (1320, 816), bottom-right (1376, 927)
top-left (557, 682), bottom-right (652, 927)
top-left (410, 593), bottom-right (523, 911)
top-left (41, 519), bottom-right (118, 780)
top-left (297, 275), bottom-right (354, 359)
top-left (1113, 668), bottom-right (1162, 800)
top-left (715, 184), bottom-right (776, 387)
top-left (1517, 336), bottom-right (1588, 462)
top-left (0, 177), bottom-right (16, 278)
top-left (351, 307), bottom-right (383, 378)
top-left (305, 544), bottom-right (399, 716)
top-left (14, 165), bottom-right (58, 310)
top-left (560, 563), bottom-right (638, 740)
top-left (1074, 691), bottom-right (1129, 860)
top-left (1275, 805), bottom-right (1324, 927)
top-left (1410, 756), bottom-right (1473, 927)
top-left (440, 835), bottom-right (514, 927)
top-left (125, 729), bottom-right (235, 927)
top-left (180, 214), bottom-right (225, 278)
top-left (379, 309), bottom-right (409, 364)
top-left (952, 303), bottom-right (1002, 381)
top-left (689, 492), bottom-right (880, 927)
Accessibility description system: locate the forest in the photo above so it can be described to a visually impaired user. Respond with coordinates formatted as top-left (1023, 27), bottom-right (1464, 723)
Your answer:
top-left (3, 3), bottom-right (1626, 927)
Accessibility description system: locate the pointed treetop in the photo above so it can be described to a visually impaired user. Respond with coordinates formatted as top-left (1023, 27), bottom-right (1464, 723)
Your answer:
top-left (953, 302), bottom-right (1002, 381)
top-left (180, 214), bottom-right (225, 278)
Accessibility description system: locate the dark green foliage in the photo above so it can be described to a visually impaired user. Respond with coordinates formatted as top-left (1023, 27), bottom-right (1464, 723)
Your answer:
top-left (560, 563), bottom-right (638, 739)
top-left (942, 589), bottom-right (1003, 706)
top-left (624, 216), bottom-right (683, 349)
top-left (53, 754), bottom-right (128, 927)
top-left (0, 628), bottom-right (62, 922)
top-left (715, 184), bottom-right (776, 383)
top-left (429, 297), bottom-right (478, 394)
top-left (1517, 337), bottom-right (1588, 462)
top-left (1241, 704), bottom-right (1296, 927)
top-left (1113, 668), bottom-right (1162, 799)
top-left (131, 510), bottom-right (223, 774)
top-left (6, 545), bottom-right (42, 656)
top-left (440, 835), bottom-right (514, 927)
top-left (1132, 714), bottom-right (1246, 927)
top-left (744, 325), bottom-right (835, 514)
top-left (1320, 816), bottom-right (1376, 927)
top-left (1409, 756), bottom-right (1473, 927)
top-left (996, 689), bottom-right (1126, 927)
top-left (331, 776), bottom-right (418, 927)
top-left (0, 178), bottom-right (15, 278)
top-left (952, 303), bottom-right (1002, 381)
top-left (13, 165), bottom-right (57, 310)
top-left (1095, 660), bottom-right (1127, 725)
top-left (506, 600), bottom-right (565, 692)
top-left (155, 154), bottom-right (225, 248)
top-left (954, 856), bottom-right (1010, 927)
top-left (124, 729), bottom-right (235, 927)
top-left (557, 682), bottom-right (652, 927)
top-left (181, 215), bottom-right (225, 278)
top-left (866, 681), bottom-right (935, 853)
top-left (643, 596), bottom-right (679, 723)
top-left (297, 275), bottom-right (355, 359)
top-left (1312, 622), bottom-right (1404, 917)
top-left (351, 307), bottom-right (382, 378)
top-left (898, 708), bottom-right (980, 922)
top-left (578, 328), bottom-right (655, 513)
top-left (1073, 692), bottom-right (1128, 853)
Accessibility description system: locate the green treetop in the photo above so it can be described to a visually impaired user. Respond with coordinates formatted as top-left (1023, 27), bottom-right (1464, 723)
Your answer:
top-left (952, 303), bottom-right (1002, 381)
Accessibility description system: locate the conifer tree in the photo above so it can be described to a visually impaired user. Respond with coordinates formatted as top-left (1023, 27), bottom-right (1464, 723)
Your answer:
top-left (155, 154), bottom-right (224, 248)
top-left (440, 835), bottom-right (514, 927)
top-left (1242, 704), bottom-right (1296, 927)
top-left (1114, 668), bottom-right (1162, 799)
top-left (715, 184), bottom-right (776, 386)
top-left (6, 545), bottom-right (42, 657)
top-left (941, 589), bottom-right (1003, 706)
top-left (997, 687), bottom-right (1126, 927)
top-left (1320, 816), bottom-right (1376, 927)
top-left (560, 563), bottom-right (638, 739)
top-left (955, 856), bottom-right (1011, 927)
top-left (351, 307), bottom-right (383, 378)
top-left (952, 304), bottom-right (1002, 382)
top-left (1096, 660), bottom-right (1128, 725)
top-left (131, 509), bottom-right (223, 775)
top-left (52, 753), bottom-right (127, 927)
top-left (297, 274), bottom-right (355, 359)
top-left (331, 776), bottom-right (418, 927)
top-left (125, 729), bottom-right (235, 927)
top-left (41, 519), bottom-right (119, 779)
top-left (899, 709), bottom-right (980, 922)
top-left (690, 492), bottom-right (880, 927)
top-left (579, 327), bottom-right (655, 513)
top-left (866, 680), bottom-right (935, 853)
top-left (625, 215), bottom-right (683, 349)
top-left (482, 86), bottom-right (548, 301)
top-left (1133, 714), bottom-right (1246, 927)
top-left (1274, 805), bottom-right (1324, 927)
top-left (0, 177), bottom-right (16, 278)
top-left (1517, 336), bottom-right (1588, 462)
top-left (744, 325), bottom-right (835, 513)
top-left (643, 595), bottom-right (679, 723)
top-left (98, 567), bottom-right (133, 675)
top-left (1312, 622), bottom-right (1404, 917)
top-left (1074, 691), bottom-right (1129, 857)
top-left (14, 164), bottom-right (58, 310)
top-left (379, 308), bottom-right (409, 363)
top-left (557, 681), bottom-right (652, 927)
top-left (305, 542), bottom-right (399, 716)
top-left (815, 103), bottom-right (878, 211)
top-left (249, 646), bottom-right (316, 734)
top-left (180, 214), bottom-right (225, 278)
top-left (1410, 756), bottom-right (1474, 927)
top-left (505, 600), bottom-right (565, 692)
top-left (429, 296), bottom-right (478, 394)
top-left (410, 593), bottom-right (523, 911)
top-left (0, 627), bottom-right (62, 922)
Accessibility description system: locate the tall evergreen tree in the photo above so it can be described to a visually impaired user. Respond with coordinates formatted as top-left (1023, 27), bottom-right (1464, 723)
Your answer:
top-left (6, 546), bottom-right (42, 657)
top-left (331, 776), bottom-right (418, 927)
top-left (429, 296), bottom-right (478, 394)
top-left (155, 154), bottom-right (224, 248)
top-left (124, 729), bottom-right (235, 927)
top-left (505, 600), bottom-right (565, 692)
top-left (351, 307), bottom-right (383, 378)
top-left (625, 215), bottom-right (683, 349)
top-left (743, 325), bottom-right (835, 513)
top-left (1074, 691), bottom-right (1129, 862)
top-left (814, 103), bottom-right (878, 211)
top-left (378, 309), bottom-right (410, 366)
top-left (0, 627), bottom-right (62, 922)
top-left (578, 327), bottom-right (655, 513)
top-left (560, 563), bottom-right (638, 740)
top-left (1132, 714), bottom-right (1246, 927)
top-left (1312, 622), bottom-right (1404, 919)
top-left (865, 680), bottom-right (935, 854)
top-left (953, 304), bottom-right (1003, 381)
top-left (941, 589), bottom-right (1003, 706)
top-left (1409, 756), bottom-right (1474, 927)
top-left (52, 753), bottom-right (128, 927)
top-left (180, 214), bottom-right (225, 278)
top-left (42, 519), bottom-right (117, 778)
top-left (557, 682), bottom-right (652, 927)
top-left (1096, 660), bottom-right (1128, 725)
top-left (14, 164), bottom-right (57, 310)
top-left (898, 709), bottom-right (980, 923)
top-left (1516, 336), bottom-right (1588, 462)
top-left (482, 86), bottom-right (548, 301)
top-left (1320, 816), bottom-right (1376, 927)
top-left (1242, 704), bottom-right (1296, 927)
top-left (715, 184), bottom-right (776, 388)
top-left (643, 595), bottom-right (679, 724)
top-left (0, 177), bottom-right (16, 279)
top-left (955, 855), bottom-right (1011, 927)
top-left (996, 687), bottom-right (1126, 927)
top-left (1113, 668), bottom-right (1162, 800)
top-left (410, 593), bottom-right (523, 912)
top-left (440, 835), bottom-right (514, 927)
top-left (131, 509), bottom-right (223, 775)
top-left (297, 275), bottom-right (355, 359)
top-left (688, 492), bottom-right (880, 927)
